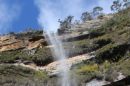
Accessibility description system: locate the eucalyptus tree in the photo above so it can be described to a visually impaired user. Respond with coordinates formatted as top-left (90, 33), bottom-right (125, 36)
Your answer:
top-left (93, 6), bottom-right (103, 17)
top-left (123, 0), bottom-right (130, 8)
top-left (111, 0), bottom-right (122, 12)
top-left (58, 16), bottom-right (74, 34)
top-left (81, 11), bottom-right (92, 22)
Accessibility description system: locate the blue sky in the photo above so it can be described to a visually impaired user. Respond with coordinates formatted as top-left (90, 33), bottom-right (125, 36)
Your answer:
top-left (0, 0), bottom-right (113, 34)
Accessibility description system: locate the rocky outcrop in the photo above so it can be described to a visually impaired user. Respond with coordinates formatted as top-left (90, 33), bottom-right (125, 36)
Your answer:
top-left (0, 41), bottom-right (25, 52)
top-left (43, 54), bottom-right (92, 76)
top-left (104, 76), bottom-right (130, 86)
top-left (27, 39), bottom-right (45, 50)
top-left (0, 35), bottom-right (46, 52)
top-left (0, 35), bottom-right (25, 52)
top-left (59, 14), bottom-right (113, 42)
top-left (73, 14), bottom-right (113, 32)
top-left (86, 79), bottom-right (110, 86)
top-left (62, 32), bottom-right (89, 42)
top-left (13, 54), bottom-right (92, 76)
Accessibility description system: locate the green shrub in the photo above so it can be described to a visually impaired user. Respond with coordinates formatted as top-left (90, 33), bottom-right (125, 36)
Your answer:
top-left (34, 71), bottom-right (48, 79)
top-left (100, 8), bottom-right (130, 32)
top-left (0, 47), bottom-right (53, 66)
top-left (92, 35), bottom-right (112, 47)
top-left (96, 43), bottom-right (129, 63)
top-left (32, 48), bottom-right (53, 66)
top-left (0, 65), bottom-right (48, 86)
top-left (89, 29), bottom-right (105, 38)
top-left (77, 64), bottom-right (99, 74)
top-left (65, 39), bottom-right (98, 56)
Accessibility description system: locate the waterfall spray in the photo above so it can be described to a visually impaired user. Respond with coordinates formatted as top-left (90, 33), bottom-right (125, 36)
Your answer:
top-left (35, 0), bottom-right (89, 86)
top-left (45, 31), bottom-right (70, 86)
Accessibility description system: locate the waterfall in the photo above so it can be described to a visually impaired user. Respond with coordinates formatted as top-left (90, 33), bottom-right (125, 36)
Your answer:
top-left (35, 0), bottom-right (86, 85)
top-left (45, 31), bottom-right (70, 86)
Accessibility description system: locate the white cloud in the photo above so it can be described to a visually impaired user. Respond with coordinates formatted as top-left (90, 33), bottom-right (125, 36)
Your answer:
top-left (0, 0), bottom-right (20, 34)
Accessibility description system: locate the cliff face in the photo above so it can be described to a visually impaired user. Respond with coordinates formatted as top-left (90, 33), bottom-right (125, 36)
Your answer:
top-left (0, 9), bottom-right (130, 86)
top-left (73, 14), bottom-right (113, 31)
top-left (0, 35), bottom-right (25, 52)
top-left (0, 34), bottom-right (46, 52)
top-left (0, 15), bottom-right (112, 52)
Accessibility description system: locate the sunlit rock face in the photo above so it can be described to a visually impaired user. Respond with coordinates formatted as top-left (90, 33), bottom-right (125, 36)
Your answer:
top-left (0, 34), bottom-right (46, 52)
top-left (43, 54), bottom-right (91, 76)
top-left (0, 35), bottom-right (25, 52)
top-left (86, 79), bottom-right (110, 86)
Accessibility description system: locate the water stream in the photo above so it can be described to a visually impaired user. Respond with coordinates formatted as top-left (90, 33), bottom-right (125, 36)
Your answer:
top-left (45, 31), bottom-right (70, 86)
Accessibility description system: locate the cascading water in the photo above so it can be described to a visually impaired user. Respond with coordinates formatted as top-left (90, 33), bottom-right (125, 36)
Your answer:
top-left (45, 31), bottom-right (70, 86)
top-left (35, 0), bottom-right (88, 85)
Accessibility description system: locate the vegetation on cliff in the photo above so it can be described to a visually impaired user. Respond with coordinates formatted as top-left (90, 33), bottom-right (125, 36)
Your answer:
top-left (0, 6), bottom-right (130, 86)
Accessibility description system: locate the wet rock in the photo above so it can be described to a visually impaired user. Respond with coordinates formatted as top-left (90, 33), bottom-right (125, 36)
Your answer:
top-left (104, 76), bottom-right (130, 86)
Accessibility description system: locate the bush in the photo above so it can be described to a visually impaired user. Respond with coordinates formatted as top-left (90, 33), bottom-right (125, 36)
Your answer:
top-left (0, 65), bottom-right (48, 86)
top-left (89, 29), bottom-right (105, 39)
top-left (96, 43), bottom-right (129, 63)
top-left (65, 39), bottom-right (98, 57)
top-left (0, 47), bottom-right (53, 66)
top-left (100, 8), bottom-right (130, 32)
top-left (32, 48), bottom-right (53, 66)
top-left (77, 64), bottom-right (99, 74)
top-left (92, 36), bottom-right (112, 47)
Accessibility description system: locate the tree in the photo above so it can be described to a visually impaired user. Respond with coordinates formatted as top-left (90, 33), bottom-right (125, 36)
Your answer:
top-left (93, 6), bottom-right (103, 17)
top-left (81, 11), bottom-right (92, 22)
top-left (65, 16), bottom-right (74, 29)
top-left (123, 0), bottom-right (130, 8)
top-left (9, 32), bottom-right (15, 36)
top-left (111, 0), bottom-right (122, 12)
top-left (74, 20), bottom-right (80, 25)
top-left (58, 16), bottom-right (74, 34)
top-left (58, 16), bottom-right (73, 30)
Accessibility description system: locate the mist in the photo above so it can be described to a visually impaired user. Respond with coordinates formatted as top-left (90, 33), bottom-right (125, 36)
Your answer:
top-left (35, 0), bottom-right (113, 86)
top-left (35, 0), bottom-right (92, 31)
top-left (35, 0), bottom-right (113, 32)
